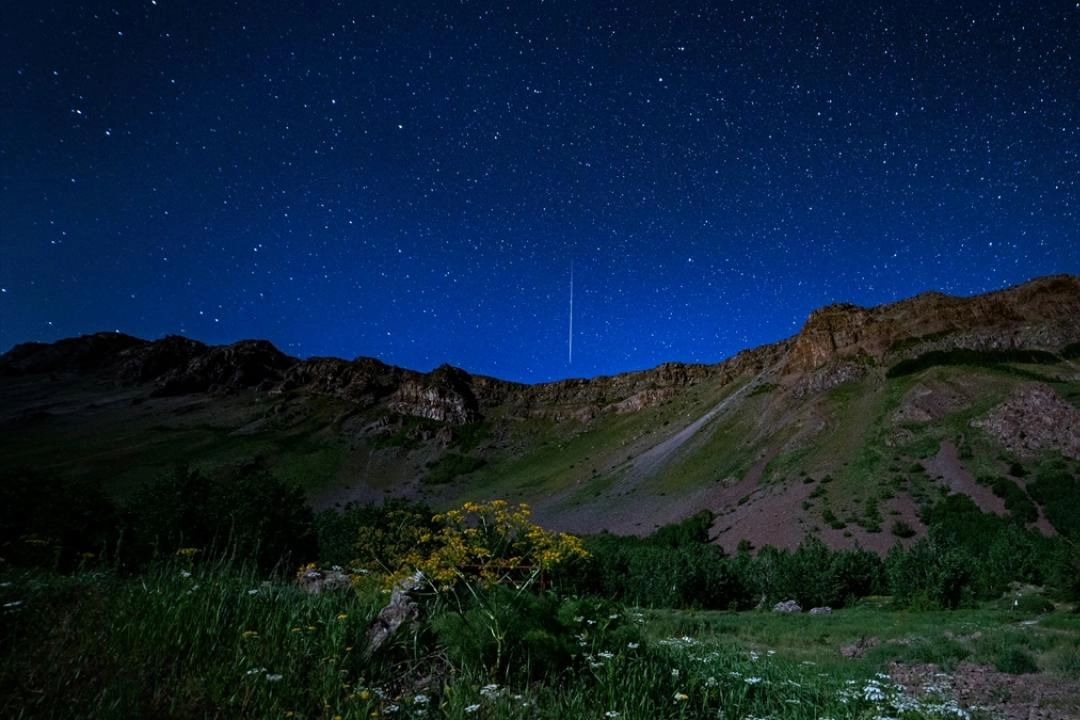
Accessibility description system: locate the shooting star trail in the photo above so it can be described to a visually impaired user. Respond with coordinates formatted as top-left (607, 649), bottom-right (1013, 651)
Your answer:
top-left (568, 261), bottom-right (574, 365)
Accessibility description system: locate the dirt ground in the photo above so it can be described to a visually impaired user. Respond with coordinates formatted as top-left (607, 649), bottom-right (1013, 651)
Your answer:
top-left (889, 661), bottom-right (1080, 720)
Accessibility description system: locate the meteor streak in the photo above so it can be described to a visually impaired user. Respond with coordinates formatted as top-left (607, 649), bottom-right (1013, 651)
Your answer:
top-left (568, 261), bottom-right (574, 365)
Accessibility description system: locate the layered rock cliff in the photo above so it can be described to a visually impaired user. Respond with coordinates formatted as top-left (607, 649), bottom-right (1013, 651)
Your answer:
top-left (781, 274), bottom-right (1080, 376)
top-left (3, 274), bottom-right (1078, 426)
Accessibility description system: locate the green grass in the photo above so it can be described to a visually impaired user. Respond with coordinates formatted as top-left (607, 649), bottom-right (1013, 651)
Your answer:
top-left (643, 602), bottom-right (1080, 680)
top-left (14, 557), bottom-right (1076, 720)
top-left (5, 554), bottom-right (1078, 720)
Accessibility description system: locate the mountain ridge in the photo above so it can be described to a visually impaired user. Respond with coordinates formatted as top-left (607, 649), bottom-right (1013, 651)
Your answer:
top-left (5, 273), bottom-right (1077, 422)
top-left (3, 273), bottom-right (1078, 552)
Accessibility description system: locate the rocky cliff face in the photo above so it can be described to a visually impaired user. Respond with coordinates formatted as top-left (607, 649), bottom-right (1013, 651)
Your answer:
top-left (3, 274), bottom-right (1077, 426)
top-left (782, 274), bottom-right (1080, 376)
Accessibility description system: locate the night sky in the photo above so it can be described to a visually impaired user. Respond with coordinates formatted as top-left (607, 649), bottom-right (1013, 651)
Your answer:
top-left (2, 2), bottom-right (1078, 383)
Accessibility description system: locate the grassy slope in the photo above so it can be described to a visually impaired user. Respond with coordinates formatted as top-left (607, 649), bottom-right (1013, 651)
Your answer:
top-left (2, 357), bottom-right (1077, 543)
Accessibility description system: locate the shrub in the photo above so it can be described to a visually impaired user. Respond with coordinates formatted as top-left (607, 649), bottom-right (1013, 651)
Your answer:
top-left (423, 452), bottom-right (487, 485)
top-left (990, 477), bottom-right (1038, 524)
top-left (993, 647), bottom-right (1039, 674)
top-left (890, 520), bottom-right (916, 539)
top-left (885, 536), bottom-right (976, 609)
top-left (0, 468), bottom-right (118, 570)
top-left (1027, 463), bottom-right (1080, 539)
top-left (124, 462), bottom-right (315, 571)
top-left (360, 500), bottom-right (588, 590)
top-left (822, 508), bottom-right (845, 529)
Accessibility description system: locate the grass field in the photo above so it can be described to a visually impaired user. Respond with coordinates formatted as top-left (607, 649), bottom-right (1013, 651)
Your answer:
top-left (3, 558), bottom-right (1077, 719)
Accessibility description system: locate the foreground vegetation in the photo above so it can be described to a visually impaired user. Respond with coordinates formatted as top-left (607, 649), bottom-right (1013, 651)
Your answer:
top-left (4, 554), bottom-right (1078, 720)
top-left (2, 460), bottom-right (1080, 718)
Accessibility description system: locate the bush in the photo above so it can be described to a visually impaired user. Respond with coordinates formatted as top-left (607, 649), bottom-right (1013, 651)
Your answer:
top-left (993, 647), bottom-right (1039, 674)
top-left (423, 452), bottom-right (487, 485)
top-left (0, 468), bottom-right (119, 570)
top-left (1027, 462), bottom-right (1080, 539)
top-left (430, 589), bottom-right (641, 683)
top-left (890, 520), bottom-right (917, 539)
top-left (1000, 593), bottom-right (1054, 615)
top-left (990, 477), bottom-right (1038, 524)
top-left (124, 462), bottom-right (316, 571)
top-left (885, 536), bottom-right (976, 609)
top-left (316, 499), bottom-right (434, 568)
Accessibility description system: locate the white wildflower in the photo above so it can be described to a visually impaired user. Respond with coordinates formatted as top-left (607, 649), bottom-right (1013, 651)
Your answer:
top-left (413, 694), bottom-right (429, 705)
top-left (464, 704), bottom-right (480, 714)
top-left (265, 673), bottom-right (283, 683)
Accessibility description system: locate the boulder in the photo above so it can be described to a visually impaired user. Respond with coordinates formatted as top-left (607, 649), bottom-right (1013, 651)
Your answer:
top-left (773, 599), bottom-right (802, 613)
top-left (365, 570), bottom-right (425, 658)
top-left (297, 566), bottom-right (351, 594)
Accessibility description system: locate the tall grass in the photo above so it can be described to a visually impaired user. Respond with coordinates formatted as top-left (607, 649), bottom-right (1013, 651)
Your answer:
top-left (1, 556), bottom-right (387, 718)
top-left (3, 557), bottom-right (1047, 719)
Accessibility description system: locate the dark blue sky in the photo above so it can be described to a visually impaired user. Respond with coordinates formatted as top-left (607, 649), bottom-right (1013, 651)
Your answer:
top-left (2, 1), bottom-right (1077, 383)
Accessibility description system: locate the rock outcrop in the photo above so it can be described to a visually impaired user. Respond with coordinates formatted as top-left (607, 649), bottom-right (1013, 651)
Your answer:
top-left (387, 365), bottom-right (480, 424)
top-left (782, 274), bottom-right (1080, 375)
top-left (971, 383), bottom-right (1080, 459)
top-left (0, 332), bottom-right (145, 375)
top-left (773, 599), bottom-right (802, 613)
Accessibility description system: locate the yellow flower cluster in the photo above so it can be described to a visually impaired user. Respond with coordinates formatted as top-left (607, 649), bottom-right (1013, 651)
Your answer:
top-left (356, 500), bottom-right (588, 591)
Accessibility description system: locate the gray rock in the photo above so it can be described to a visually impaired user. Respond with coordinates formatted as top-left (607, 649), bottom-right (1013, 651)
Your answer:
top-left (809, 606), bottom-right (833, 615)
top-left (297, 566), bottom-right (351, 594)
top-left (773, 599), bottom-right (802, 613)
top-left (364, 570), bottom-right (425, 658)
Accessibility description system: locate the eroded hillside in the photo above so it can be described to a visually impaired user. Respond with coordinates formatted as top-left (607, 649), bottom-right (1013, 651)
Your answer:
top-left (2, 274), bottom-right (1078, 551)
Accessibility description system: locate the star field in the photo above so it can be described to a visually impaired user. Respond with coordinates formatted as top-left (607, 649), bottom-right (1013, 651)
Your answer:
top-left (2, 1), bottom-right (1078, 383)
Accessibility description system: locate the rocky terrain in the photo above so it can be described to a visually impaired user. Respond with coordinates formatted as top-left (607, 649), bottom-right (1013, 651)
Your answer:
top-left (3, 273), bottom-right (1079, 549)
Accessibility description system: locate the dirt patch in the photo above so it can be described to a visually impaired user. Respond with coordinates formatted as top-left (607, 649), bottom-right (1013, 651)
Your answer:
top-left (710, 476), bottom-right (816, 553)
top-left (889, 661), bottom-right (1080, 720)
top-left (923, 441), bottom-right (1006, 516)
